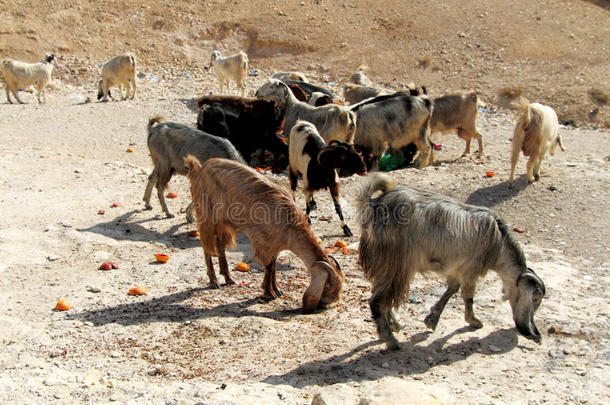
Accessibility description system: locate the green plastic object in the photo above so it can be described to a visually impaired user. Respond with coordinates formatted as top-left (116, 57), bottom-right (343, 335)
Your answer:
top-left (378, 154), bottom-right (407, 172)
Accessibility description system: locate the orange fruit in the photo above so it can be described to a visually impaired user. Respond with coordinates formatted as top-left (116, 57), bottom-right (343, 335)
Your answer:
top-left (128, 286), bottom-right (147, 296)
top-left (167, 192), bottom-right (178, 198)
top-left (55, 300), bottom-right (71, 311)
top-left (126, 148), bottom-right (134, 153)
top-left (235, 262), bottom-right (250, 272)
top-left (188, 230), bottom-right (200, 237)
top-left (334, 240), bottom-right (347, 248)
top-left (155, 253), bottom-right (170, 263)
top-left (485, 171), bottom-right (495, 177)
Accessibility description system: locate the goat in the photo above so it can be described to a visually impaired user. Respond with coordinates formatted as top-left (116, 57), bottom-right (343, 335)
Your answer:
top-left (344, 84), bottom-right (388, 105)
top-left (1, 53), bottom-right (55, 104)
top-left (272, 71), bottom-right (309, 83)
top-left (285, 82), bottom-right (309, 102)
top-left (509, 100), bottom-right (565, 188)
top-left (210, 50), bottom-right (248, 96)
top-left (430, 92), bottom-right (484, 158)
top-left (350, 94), bottom-right (434, 170)
top-left (195, 95), bottom-right (288, 170)
top-left (143, 116), bottom-right (245, 222)
top-left (97, 53), bottom-right (136, 102)
top-left (255, 79), bottom-right (357, 145)
top-left (308, 91), bottom-right (344, 107)
top-left (288, 121), bottom-right (367, 236)
top-left (280, 79), bottom-right (335, 100)
top-left (344, 84), bottom-right (427, 105)
top-left (356, 174), bottom-right (546, 350)
top-left (349, 69), bottom-right (372, 86)
top-left (185, 156), bottom-right (344, 313)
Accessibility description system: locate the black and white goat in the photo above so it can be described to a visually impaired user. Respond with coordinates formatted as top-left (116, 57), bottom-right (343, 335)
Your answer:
top-left (288, 120), bottom-right (367, 236)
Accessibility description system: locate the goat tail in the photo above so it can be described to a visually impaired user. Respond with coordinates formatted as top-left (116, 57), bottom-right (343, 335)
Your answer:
top-left (147, 115), bottom-right (164, 133)
top-left (355, 173), bottom-right (396, 223)
top-left (557, 132), bottom-right (566, 152)
top-left (184, 154), bottom-right (203, 179)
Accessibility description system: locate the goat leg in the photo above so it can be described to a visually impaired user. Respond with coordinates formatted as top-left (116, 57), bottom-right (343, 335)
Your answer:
top-left (462, 284), bottom-right (483, 329)
top-left (216, 238), bottom-right (235, 286)
top-left (204, 253), bottom-right (220, 289)
top-left (424, 279), bottom-right (460, 330)
top-left (388, 309), bottom-right (403, 332)
top-left (261, 258), bottom-right (282, 299)
top-left (475, 131), bottom-right (484, 157)
top-left (369, 294), bottom-right (400, 350)
top-left (143, 170), bottom-right (157, 210)
top-left (156, 184), bottom-right (174, 218)
top-left (462, 138), bottom-right (472, 157)
top-left (330, 184), bottom-right (352, 236)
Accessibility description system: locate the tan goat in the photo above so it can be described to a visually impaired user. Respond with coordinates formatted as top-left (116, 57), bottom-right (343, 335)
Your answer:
top-left (185, 156), bottom-right (344, 313)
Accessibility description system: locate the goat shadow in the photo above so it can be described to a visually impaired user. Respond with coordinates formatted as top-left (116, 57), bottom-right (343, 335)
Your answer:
top-left (78, 209), bottom-right (201, 249)
top-left (67, 288), bottom-right (303, 326)
top-left (465, 176), bottom-right (526, 207)
top-left (264, 326), bottom-right (521, 388)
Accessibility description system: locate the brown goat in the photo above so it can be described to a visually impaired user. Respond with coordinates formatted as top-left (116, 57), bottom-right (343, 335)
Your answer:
top-left (185, 156), bottom-right (344, 313)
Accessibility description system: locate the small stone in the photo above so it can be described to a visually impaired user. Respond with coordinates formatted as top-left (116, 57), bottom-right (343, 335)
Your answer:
top-left (489, 345), bottom-right (502, 353)
top-left (311, 393), bottom-right (328, 405)
top-left (47, 255), bottom-right (61, 261)
top-left (548, 349), bottom-right (566, 359)
top-left (87, 286), bottom-right (101, 293)
top-left (59, 221), bottom-right (73, 228)
top-left (110, 351), bottom-right (121, 358)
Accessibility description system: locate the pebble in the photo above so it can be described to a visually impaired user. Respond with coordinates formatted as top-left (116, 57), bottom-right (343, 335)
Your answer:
top-left (489, 345), bottom-right (502, 353)
top-left (87, 286), bottom-right (101, 293)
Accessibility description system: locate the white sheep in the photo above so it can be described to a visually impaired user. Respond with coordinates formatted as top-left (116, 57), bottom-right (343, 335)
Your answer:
top-left (210, 50), bottom-right (249, 96)
top-left (509, 100), bottom-right (565, 188)
top-left (1, 53), bottom-right (55, 104)
top-left (97, 53), bottom-right (137, 102)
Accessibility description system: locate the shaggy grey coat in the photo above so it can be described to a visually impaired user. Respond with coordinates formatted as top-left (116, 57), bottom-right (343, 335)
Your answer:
top-left (356, 174), bottom-right (546, 350)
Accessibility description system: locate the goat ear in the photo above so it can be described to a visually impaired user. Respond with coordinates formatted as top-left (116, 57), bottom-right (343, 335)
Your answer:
top-left (317, 148), bottom-right (339, 166)
top-left (302, 266), bottom-right (329, 314)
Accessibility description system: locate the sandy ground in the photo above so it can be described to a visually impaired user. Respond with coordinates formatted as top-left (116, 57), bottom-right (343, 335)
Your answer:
top-left (0, 73), bottom-right (608, 404)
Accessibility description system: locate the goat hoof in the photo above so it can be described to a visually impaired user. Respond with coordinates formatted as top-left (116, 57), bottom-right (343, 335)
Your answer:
top-left (166, 213), bottom-right (175, 219)
top-left (385, 340), bottom-right (400, 351)
top-left (343, 225), bottom-right (353, 237)
top-left (224, 279), bottom-right (236, 286)
top-left (389, 321), bottom-right (403, 332)
top-left (534, 174), bottom-right (540, 181)
top-left (208, 282), bottom-right (220, 290)
top-left (144, 205), bottom-right (153, 210)
top-left (424, 314), bottom-right (440, 331)
top-left (468, 319), bottom-right (483, 329)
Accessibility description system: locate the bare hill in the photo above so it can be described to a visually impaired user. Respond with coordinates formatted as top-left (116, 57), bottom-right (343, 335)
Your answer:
top-left (1, 0), bottom-right (608, 125)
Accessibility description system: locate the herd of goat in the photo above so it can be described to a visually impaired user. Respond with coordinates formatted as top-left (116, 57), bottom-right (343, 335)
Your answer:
top-left (0, 50), bottom-right (564, 350)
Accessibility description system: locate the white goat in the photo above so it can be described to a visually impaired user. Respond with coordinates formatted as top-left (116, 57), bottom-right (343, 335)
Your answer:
top-left (97, 53), bottom-right (137, 102)
top-left (210, 50), bottom-right (248, 96)
top-left (1, 53), bottom-right (55, 104)
top-left (509, 101), bottom-right (565, 188)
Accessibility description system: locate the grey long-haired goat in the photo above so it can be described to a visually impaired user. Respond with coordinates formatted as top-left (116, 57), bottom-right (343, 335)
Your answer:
top-left (356, 174), bottom-right (546, 350)
top-left (143, 116), bottom-right (245, 222)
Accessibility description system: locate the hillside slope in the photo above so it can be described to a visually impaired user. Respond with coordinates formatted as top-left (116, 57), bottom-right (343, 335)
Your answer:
top-left (1, 0), bottom-right (608, 125)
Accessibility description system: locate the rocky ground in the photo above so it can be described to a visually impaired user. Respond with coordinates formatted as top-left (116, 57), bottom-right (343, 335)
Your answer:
top-left (0, 71), bottom-right (608, 404)
top-left (1, 0), bottom-right (609, 403)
